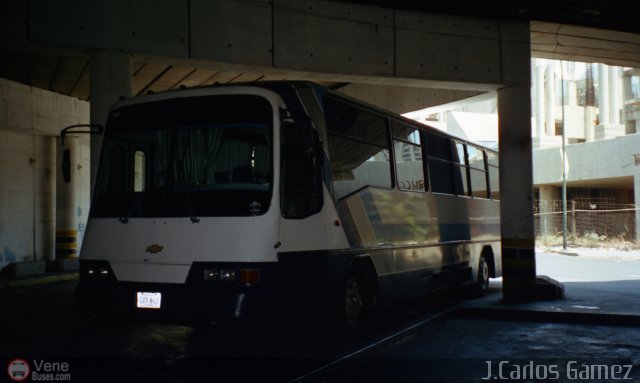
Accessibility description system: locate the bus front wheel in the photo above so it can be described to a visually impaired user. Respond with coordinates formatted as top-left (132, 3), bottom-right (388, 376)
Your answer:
top-left (341, 264), bottom-right (378, 331)
top-left (344, 274), bottom-right (365, 330)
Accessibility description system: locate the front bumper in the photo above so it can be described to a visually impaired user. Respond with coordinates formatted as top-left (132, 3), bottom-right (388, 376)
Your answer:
top-left (74, 260), bottom-right (276, 325)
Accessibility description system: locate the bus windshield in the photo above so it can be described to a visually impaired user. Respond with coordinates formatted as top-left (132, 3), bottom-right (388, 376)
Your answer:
top-left (91, 94), bottom-right (274, 219)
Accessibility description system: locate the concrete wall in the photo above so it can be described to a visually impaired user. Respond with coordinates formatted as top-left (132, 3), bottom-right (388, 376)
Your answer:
top-left (533, 133), bottom-right (640, 185)
top-left (0, 78), bottom-right (89, 271)
top-left (0, 129), bottom-right (38, 266)
top-left (534, 132), bottom-right (640, 241)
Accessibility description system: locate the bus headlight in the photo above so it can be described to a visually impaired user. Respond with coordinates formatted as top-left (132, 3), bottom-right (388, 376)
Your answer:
top-left (86, 267), bottom-right (110, 276)
top-left (80, 260), bottom-right (115, 281)
top-left (203, 268), bottom-right (236, 282)
top-left (202, 268), bottom-right (260, 284)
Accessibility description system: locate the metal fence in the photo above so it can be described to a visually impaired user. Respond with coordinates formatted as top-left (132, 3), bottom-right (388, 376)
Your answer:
top-left (534, 197), bottom-right (637, 240)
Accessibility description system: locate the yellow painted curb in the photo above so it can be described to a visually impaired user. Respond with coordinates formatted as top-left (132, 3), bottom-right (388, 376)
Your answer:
top-left (0, 273), bottom-right (78, 290)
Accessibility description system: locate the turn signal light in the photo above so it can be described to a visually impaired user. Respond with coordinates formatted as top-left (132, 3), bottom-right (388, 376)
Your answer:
top-left (239, 269), bottom-right (260, 284)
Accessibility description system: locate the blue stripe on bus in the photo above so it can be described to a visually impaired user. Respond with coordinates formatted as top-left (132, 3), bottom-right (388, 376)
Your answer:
top-left (439, 223), bottom-right (471, 242)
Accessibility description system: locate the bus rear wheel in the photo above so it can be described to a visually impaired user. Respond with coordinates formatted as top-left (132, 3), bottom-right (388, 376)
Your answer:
top-left (475, 255), bottom-right (490, 296)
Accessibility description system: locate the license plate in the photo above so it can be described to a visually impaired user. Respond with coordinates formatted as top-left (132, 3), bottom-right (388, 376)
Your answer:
top-left (136, 292), bottom-right (162, 309)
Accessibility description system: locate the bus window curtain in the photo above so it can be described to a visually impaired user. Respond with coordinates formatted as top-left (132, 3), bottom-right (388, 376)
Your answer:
top-left (156, 128), bottom-right (226, 189)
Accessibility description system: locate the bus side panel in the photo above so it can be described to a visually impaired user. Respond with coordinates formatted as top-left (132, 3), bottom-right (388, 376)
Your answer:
top-left (276, 187), bottom-right (349, 253)
top-left (336, 187), bottom-right (500, 253)
top-left (336, 188), bottom-right (439, 249)
top-left (335, 187), bottom-right (501, 304)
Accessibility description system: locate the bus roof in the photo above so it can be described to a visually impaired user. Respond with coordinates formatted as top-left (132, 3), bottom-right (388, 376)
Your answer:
top-left (115, 80), bottom-right (498, 153)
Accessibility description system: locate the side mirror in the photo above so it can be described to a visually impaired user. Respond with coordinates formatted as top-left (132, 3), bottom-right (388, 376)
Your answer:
top-left (62, 149), bottom-right (71, 183)
top-left (311, 128), bottom-right (322, 167)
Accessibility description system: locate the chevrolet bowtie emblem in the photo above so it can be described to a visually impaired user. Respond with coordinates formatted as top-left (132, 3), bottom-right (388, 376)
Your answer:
top-left (145, 244), bottom-right (164, 254)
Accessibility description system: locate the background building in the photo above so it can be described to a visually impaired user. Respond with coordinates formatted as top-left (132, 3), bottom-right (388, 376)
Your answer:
top-left (407, 59), bottom-right (640, 242)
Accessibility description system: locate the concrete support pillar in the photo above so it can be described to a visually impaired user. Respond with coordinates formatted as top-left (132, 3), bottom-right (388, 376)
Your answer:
top-left (545, 65), bottom-right (556, 136)
top-left (598, 64), bottom-right (610, 125)
top-left (622, 71), bottom-right (634, 102)
top-left (567, 63), bottom-right (578, 107)
top-left (500, 84), bottom-right (538, 300)
top-left (534, 63), bottom-right (562, 149)
top-left (56, 136), bottom-right (80, 259)
top-left (538, 185), bottom-right (556, 237)
top-left (622, 72), bottom-right (638, 135)
top-left (584, 107), bottom-right (596, 142)
top-left (499, 83), bottom-right (537, 302)
top-left (498, 20), bottom-right (537, 302)
top-left (610, 66), bottom-right (621, 125)
top-left (39, 136), bottom-right (57, 262)
top-left (596, 64), bottom-right (625, 140)
top-left (534, 65), bottom-right (545, 138)
top-left (89, 50), bottom-right (133, 194)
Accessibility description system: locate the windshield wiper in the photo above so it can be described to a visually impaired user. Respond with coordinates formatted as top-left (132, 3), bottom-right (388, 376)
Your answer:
top-left (184, 191), bottom-right (200, 224)
top-left (118, 214), bottom-right (131, 224)
top-left (119, 200), bottom-right (137, 224)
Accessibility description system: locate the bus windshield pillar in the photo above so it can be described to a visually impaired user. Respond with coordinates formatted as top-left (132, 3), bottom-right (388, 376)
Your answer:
top-left (89, 50), bottom-right (134, 198)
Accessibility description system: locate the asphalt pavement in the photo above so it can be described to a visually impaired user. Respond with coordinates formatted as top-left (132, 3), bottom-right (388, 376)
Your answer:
top-left (304, 249), bottom-right (640, 382)
top-left (2, 249), bottom-right (640, 382)
top-left (457, 251), bottom-right (640, 325)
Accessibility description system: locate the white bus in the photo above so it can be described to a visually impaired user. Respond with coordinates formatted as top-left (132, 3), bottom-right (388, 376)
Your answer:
top-left (74, 82), bottom-right (501, 329)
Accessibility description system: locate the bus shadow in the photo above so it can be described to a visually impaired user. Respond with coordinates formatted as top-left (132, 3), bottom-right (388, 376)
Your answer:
top-left (179, 290), bottom-right (463, 382)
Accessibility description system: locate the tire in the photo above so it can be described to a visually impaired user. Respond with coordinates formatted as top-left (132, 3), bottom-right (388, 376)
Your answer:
top-left (343, 274), bottom-right (366, 331)
top-left (474, 255), bottom-right (491, 296)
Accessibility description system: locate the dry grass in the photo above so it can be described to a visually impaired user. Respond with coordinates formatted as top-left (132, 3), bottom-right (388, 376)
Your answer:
top-left (536, 234), bottom-right (640, 250)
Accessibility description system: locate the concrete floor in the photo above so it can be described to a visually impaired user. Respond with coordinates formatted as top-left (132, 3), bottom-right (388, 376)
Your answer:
top-left (2, 251), bottom-right (640, 382)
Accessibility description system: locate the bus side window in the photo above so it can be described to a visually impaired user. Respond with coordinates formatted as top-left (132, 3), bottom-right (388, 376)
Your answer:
top-left (424, 132), bottom-right (454, 194)
top-left (487, 151), bottom-right (500, 200)
top-left (324, 96), bottom-right (391, 199)
top-left (468, 145), bottom-right (489, 198)
top-left (134, 150), bottom-right (146, 192)
top-left (392, 120), bottom-right (425, 192)
top-left (453, 142), bottom-right (469, 196)
top-left (281, 122), bottom-right (323, 218)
